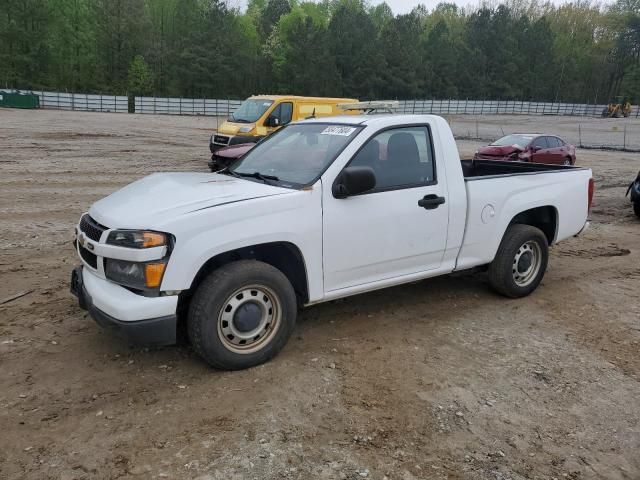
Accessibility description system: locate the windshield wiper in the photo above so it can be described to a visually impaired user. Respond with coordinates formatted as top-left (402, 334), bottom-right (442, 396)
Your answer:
top-left (232, 118), bottom-right (251, 124)
top-left (218, 168), bottom-right (241, 178)
top-left (235, 171), bottom-right (280, 183)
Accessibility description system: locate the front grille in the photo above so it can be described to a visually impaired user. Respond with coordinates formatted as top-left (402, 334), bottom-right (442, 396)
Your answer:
top-left (214, 135), bottom-right (230, 145)
top-left (79, 244), bottom-right (98, 269)
top-left (79, 214), bottom-right (106, 242)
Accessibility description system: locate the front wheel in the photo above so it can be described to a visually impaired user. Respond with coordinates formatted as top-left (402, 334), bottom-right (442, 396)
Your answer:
top-left (188, 260), bottom-right (297, 370)
top-left (488, 224), bottom-right (549, 298)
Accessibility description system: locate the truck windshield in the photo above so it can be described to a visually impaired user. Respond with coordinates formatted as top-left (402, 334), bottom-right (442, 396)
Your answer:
top-left (231, 99), bottom-right (274, 123)
top-left (229, 124), bottom-right (362, 186)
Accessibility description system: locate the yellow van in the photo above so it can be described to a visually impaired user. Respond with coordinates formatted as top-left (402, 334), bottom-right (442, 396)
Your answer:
top-left (210, 95), bottom-right (358, 151)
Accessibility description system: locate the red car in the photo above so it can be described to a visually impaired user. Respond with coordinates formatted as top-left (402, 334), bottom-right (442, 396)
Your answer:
top-left (208, 142), bottom-right (256, 172)
top-left (474, 134), bottom-right (576, 165)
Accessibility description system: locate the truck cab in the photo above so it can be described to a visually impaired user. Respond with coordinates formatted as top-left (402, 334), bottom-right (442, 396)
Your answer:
top-left (210, 95), bottom-right (358, 151)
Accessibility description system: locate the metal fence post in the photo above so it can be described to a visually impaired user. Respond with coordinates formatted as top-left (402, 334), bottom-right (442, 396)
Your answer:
top-left (624, 124), bottom-right (627, 150)
top-left (579, 124), bottom-right (582, 148)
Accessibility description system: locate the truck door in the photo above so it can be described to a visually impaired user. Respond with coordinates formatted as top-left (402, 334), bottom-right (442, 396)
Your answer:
top-left (265, 102), bottom-right (293, 133)
top-left (322, 125), bottom-right (450, 292)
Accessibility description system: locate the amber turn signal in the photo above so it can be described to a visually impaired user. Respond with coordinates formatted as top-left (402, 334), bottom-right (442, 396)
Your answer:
top-left (142, 232), bottom-right (167, 248)
top-left (145, 263), bottom-right (167, 288)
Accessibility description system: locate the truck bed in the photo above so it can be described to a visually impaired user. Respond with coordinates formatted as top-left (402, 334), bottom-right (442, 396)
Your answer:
top-left (461, 159), bottom-right (583, 180)
top-left (455, 158), bottom-right (592, 272)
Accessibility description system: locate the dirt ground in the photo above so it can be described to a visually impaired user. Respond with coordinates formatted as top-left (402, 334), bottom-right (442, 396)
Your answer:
top-left (1, 109), bottom-right (639, 480)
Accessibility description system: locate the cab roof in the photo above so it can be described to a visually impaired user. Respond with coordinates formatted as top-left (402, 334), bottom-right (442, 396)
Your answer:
top-left (296, 114), bottom-right (441, 126)
top-left (249, 95), bottom-right (357, 103)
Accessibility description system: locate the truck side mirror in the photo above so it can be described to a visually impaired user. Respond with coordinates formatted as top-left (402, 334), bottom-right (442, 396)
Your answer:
top-left (266, 116), bottom-right (280, 127)
top-left (332, 167), bottom-right (376, 199)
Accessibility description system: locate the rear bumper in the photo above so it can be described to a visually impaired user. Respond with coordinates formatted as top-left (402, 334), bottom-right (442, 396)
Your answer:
top-left (70, 266), bottom-right (177, 346)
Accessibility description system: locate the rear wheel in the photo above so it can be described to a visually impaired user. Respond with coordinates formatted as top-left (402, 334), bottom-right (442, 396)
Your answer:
top-left (563, 157), bottom-right (572, 166)
top-left (488, 224), bottom-right (549, 298)
top-left (188, 260), bottom-right (297, 370)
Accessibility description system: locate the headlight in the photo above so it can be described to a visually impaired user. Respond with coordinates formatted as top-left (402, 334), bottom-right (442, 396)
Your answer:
top-left (105, 259), bottom-right (167, 289)
top-left (239, 125), bottom-right (254, 133)
top-left (107, 230), bottom-right (167, 249)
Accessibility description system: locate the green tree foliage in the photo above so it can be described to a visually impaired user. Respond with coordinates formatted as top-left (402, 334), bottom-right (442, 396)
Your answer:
top-left (1, 0), bottom-right (638, 102)
top-left (127, 55), bottom-right (154, 95)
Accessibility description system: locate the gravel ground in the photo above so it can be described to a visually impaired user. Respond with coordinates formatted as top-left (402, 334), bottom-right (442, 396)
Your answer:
top-left (1, 109), bottom-right (639, 480)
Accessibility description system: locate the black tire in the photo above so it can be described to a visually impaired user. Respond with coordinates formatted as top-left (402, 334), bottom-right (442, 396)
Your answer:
top-left (563, 157), bottom-right (573, 166)
top-left (488, 224), bottom-right (549, 298)
top-left (188, 260), bottom-right (297, 370)
top-left (634, 202), bottom-right (640, 219)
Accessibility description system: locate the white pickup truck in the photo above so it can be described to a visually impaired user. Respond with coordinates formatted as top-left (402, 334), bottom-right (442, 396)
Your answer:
top-left (70, 115), bottom-right (594, 370)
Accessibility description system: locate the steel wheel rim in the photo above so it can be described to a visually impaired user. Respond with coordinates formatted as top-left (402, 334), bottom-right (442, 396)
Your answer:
top-left (512, 241), bottom-right (542, 287)
top-left (217, 285), bottom-right (281, 354)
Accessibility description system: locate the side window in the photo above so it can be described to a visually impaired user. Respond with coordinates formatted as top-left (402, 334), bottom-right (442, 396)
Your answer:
top-left (280, 102), bottom-right (293, 124)
top-left (267, 104), bottom-right (281, 125)
top-left (548, 137), bottom-right (561, 148)
top-left (349, 126), bottom-right (435, 191)
top-left (532, 137), bottom-right (548, 149)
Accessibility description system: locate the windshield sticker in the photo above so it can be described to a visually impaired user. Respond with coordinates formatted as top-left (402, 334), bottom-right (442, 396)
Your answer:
top-left (321, 126), bottom-right (356, 137)
top-left (263, 102), bottom-right (271, 106)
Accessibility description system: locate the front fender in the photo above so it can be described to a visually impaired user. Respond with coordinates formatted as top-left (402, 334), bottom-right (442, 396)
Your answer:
top-left (159, 185), bottom-right (324, 302)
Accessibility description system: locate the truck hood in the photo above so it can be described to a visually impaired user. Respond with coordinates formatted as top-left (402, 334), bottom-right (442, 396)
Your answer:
top-left (89, 172), bottom-right (292, 229)
top-left (218, 121), bottom-right (252, 135)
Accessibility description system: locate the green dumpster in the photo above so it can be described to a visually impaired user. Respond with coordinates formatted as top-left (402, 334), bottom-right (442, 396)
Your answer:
top-left (0, 92), bottom-right (40, 109)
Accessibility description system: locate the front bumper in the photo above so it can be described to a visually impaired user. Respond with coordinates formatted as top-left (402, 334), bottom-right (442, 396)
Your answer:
top-left (71, 266), bottom-right (177, 346)
top-left (210, 134), bottom-right (262, 152)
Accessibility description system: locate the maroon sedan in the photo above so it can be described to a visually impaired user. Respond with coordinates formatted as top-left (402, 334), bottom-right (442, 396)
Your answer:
top-left (473, 134), bottom-right (576, 165)
top-left (208, 142), bottom-right (256, 172)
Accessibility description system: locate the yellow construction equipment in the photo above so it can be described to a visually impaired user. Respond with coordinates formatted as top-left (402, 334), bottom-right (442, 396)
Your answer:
top-left (602, 96), bottom-right (632, 118)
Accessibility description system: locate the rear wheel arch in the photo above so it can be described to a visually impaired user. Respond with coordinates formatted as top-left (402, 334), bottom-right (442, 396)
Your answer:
top-left (507, 206), bottom-right (558, 246)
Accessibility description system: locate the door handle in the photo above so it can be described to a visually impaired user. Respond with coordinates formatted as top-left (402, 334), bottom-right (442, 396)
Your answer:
top-left (418, 194), bottom-right (446, 210)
